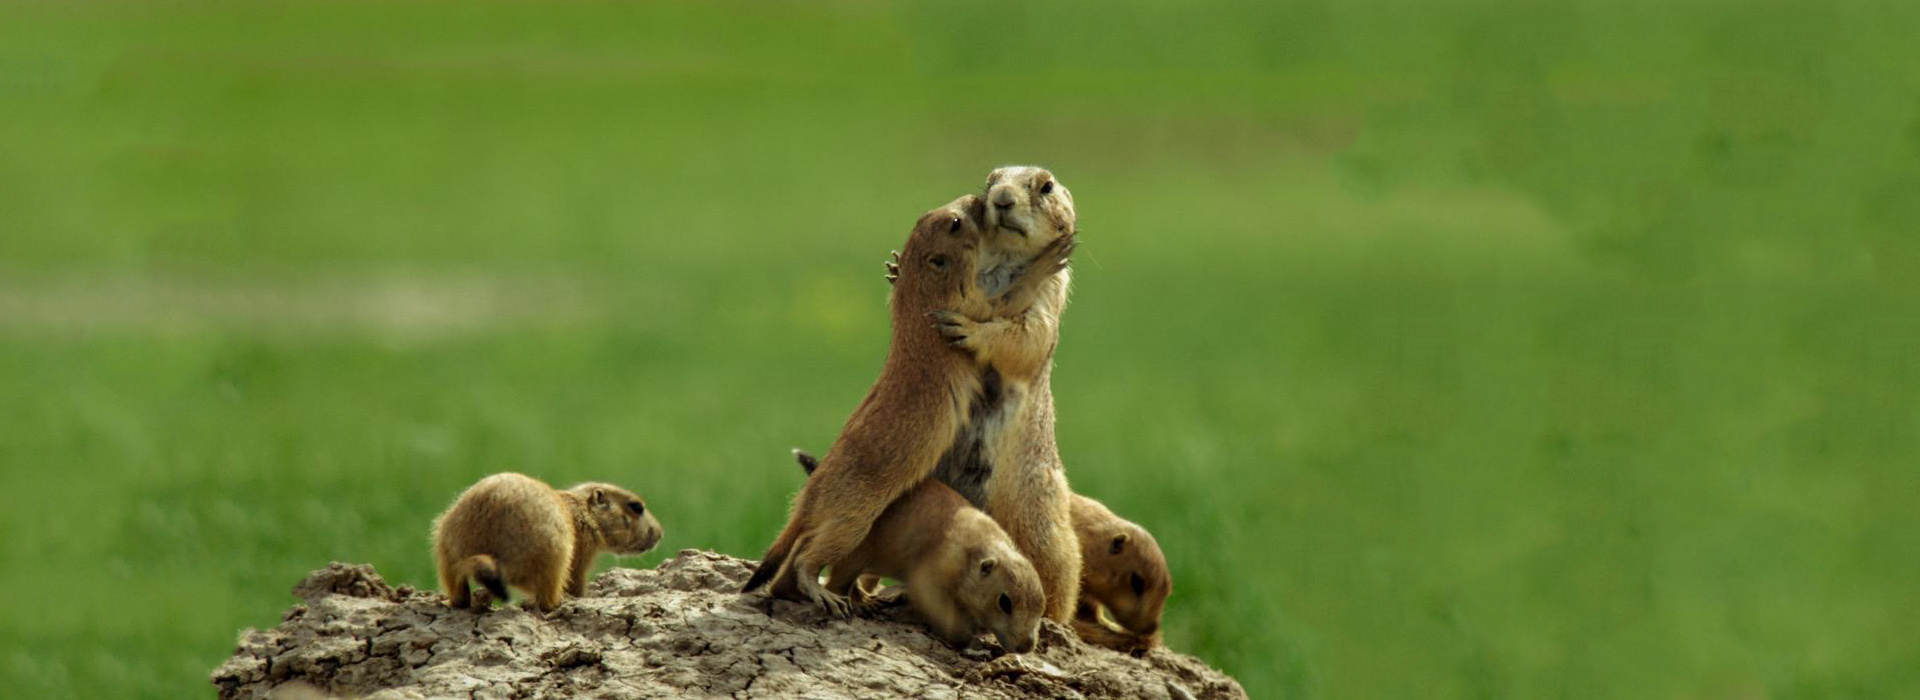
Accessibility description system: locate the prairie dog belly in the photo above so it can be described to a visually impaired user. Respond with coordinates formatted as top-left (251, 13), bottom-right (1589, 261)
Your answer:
top-left (933, 367), bottom-right (1033, 507)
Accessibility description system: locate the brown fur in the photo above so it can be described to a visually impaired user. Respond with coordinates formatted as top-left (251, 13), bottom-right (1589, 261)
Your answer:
top-left (432, 473), bottom-right (663, 612)
top-left (787, 449), bottom-right (883, 599)
top-left (827, 479), bottom-right (1046, 652)
top-left (928, 165), bottom-right (1085, 623)
top-left (1070, 493), bottom-right (1171, 652)
top-left (742, 194), bottom-right (1069, 616)
top-left (791, 449), bottom-right (1046, 652)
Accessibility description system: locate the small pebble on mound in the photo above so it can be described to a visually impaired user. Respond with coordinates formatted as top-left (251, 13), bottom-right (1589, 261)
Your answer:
top-left (211, 549), bottom-right (1248, 699)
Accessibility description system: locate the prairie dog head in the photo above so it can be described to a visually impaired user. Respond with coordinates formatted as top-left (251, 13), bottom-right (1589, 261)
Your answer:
top-left (894, 194), bottom-right (989, 307)
top-left (1085, 519), bottom-right (1170, 636)
top-left (958, 530), bottom-right (1046, 654)
top-left (980, 165), bottom-right (1077, 290)
top-left (569, 482), bottom-right (664, 555)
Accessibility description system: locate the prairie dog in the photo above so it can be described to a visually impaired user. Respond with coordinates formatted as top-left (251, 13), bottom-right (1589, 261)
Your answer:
top-left (929, 165), bottom-right (1084, 624)
top-left (742, 195), bottom-right (1072, 617)
top-left (794, 450), bottom-right (1044, 652)
top-left (432, 472), bottom-right (662, 612)
top-left (930, 165), bottom-right (1077, 381)
top-left (1071, 493), bottom-right (1171, 651)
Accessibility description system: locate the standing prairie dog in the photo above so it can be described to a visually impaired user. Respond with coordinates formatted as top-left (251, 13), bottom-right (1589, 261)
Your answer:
top-left (925, 165), bottom-right (1084, 624)
top-left (742, 194), bottom-right (1074, 617)
top-left (790, 449), bottom-right (1046, 653)
top-left (915, 165), bottom-right (1077, 382)
top-left (432, 472), bottom-right (662, 612)
top-left (1070, 493), bottom-right (1172, 653)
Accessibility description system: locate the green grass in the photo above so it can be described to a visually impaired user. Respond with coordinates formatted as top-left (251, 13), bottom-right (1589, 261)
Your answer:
top-left (2, 1), bottom-right (1918, 697)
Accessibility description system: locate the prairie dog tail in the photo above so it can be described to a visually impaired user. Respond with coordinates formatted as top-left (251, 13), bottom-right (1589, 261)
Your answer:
top-left (743, 519), bottom-right (799, 593)
top-left (452, 554), bottom-right (507, 601)
top-left (746, 450), bottom-right (826, 594)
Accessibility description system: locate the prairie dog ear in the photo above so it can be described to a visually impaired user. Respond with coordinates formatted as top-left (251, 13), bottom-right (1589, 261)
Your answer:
top-left (1109, 533), bottom-right (1129, 555)
top-left (589, 487), bottom-right (611, 510)
top-left (965, 193), bottom-right (987, 224)
top-left (978, 557), bottom-right (997, 577)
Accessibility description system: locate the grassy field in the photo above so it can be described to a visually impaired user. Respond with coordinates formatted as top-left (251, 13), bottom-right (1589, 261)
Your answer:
top-left (3, 1), bottom-right (1918, 697)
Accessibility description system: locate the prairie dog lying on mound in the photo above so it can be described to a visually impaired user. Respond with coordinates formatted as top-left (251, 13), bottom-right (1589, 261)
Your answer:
top-left (433, 472), bottom-right (662, 612)
top-left (1071, 493), bottom-right (1172, 653)
top-left (791, 449), bottom-right (1046, 653)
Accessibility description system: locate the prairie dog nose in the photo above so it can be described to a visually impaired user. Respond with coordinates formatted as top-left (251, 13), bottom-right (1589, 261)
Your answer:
top-left (990, 186), bottom-right (1018, 209)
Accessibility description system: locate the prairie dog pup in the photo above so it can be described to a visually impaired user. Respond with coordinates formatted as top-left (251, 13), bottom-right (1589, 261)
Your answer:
top-left (432, 472), bottom-right (662, 612)
top-left (742, 195), bottom-right (1071, 617)
top-left (792, 450), bottom-right (1045, 653)
top-left (1071, 493), bottom-right (1171, 651)
top-left (930, 165), bottom-right (1084, 624)
top-left (833, 482), bottom-right (1045, 653)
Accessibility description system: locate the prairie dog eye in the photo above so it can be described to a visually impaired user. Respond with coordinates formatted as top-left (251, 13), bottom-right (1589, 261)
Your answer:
top-left (626, 501), bottom-right (645, 517)
top-left (998, 593), bottom-right (1014, 614)
top-left (1130, 572), bottom-right (1147, 596)
top-left (1039, 179), bottom-right (1054, 195)
top-left (928, 255), bottom-right (949, 270)
top-left (947, 216), bottom-right (962, 233)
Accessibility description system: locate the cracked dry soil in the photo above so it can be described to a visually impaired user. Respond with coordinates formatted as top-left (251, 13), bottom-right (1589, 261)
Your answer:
top-left (212, 550), bottom-right (1248, 699)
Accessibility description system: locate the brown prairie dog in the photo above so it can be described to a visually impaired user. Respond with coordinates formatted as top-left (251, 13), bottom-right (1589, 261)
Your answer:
top-left (432, 472), bottom-right (663, 612)
top-left (792, 451), bottom-right (1045, 653)
top-left (742, 194), bottom-right (1071, 617)
top-left (930, 165), bottom-right (1077, 381)
top-left (930, 165), bottom-right (1085, 624)
top-left (1071, 492), bottom-right (1171, 652)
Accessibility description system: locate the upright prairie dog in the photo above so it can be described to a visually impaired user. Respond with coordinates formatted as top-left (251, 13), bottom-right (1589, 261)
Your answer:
top-left (793, 449), bottom-right (1044, 652)
top-left (432, 472), bottom-right (663, 612)
top-left (1071, 493), bottom-right (1172, 653)
top-left (922, 165), bottom-right (1078, 382)
top-left (927, 165), bottom-right (1084, 624)
top-left (743, 194), bottom-right (1073, 616)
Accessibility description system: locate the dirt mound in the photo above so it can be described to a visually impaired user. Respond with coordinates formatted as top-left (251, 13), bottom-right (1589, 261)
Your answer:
top-left (211, 550), bottom-right (1247, 699)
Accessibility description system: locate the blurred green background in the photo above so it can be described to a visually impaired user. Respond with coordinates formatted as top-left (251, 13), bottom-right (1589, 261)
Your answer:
top-left (3, 1), bottom-right (1917, 698)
